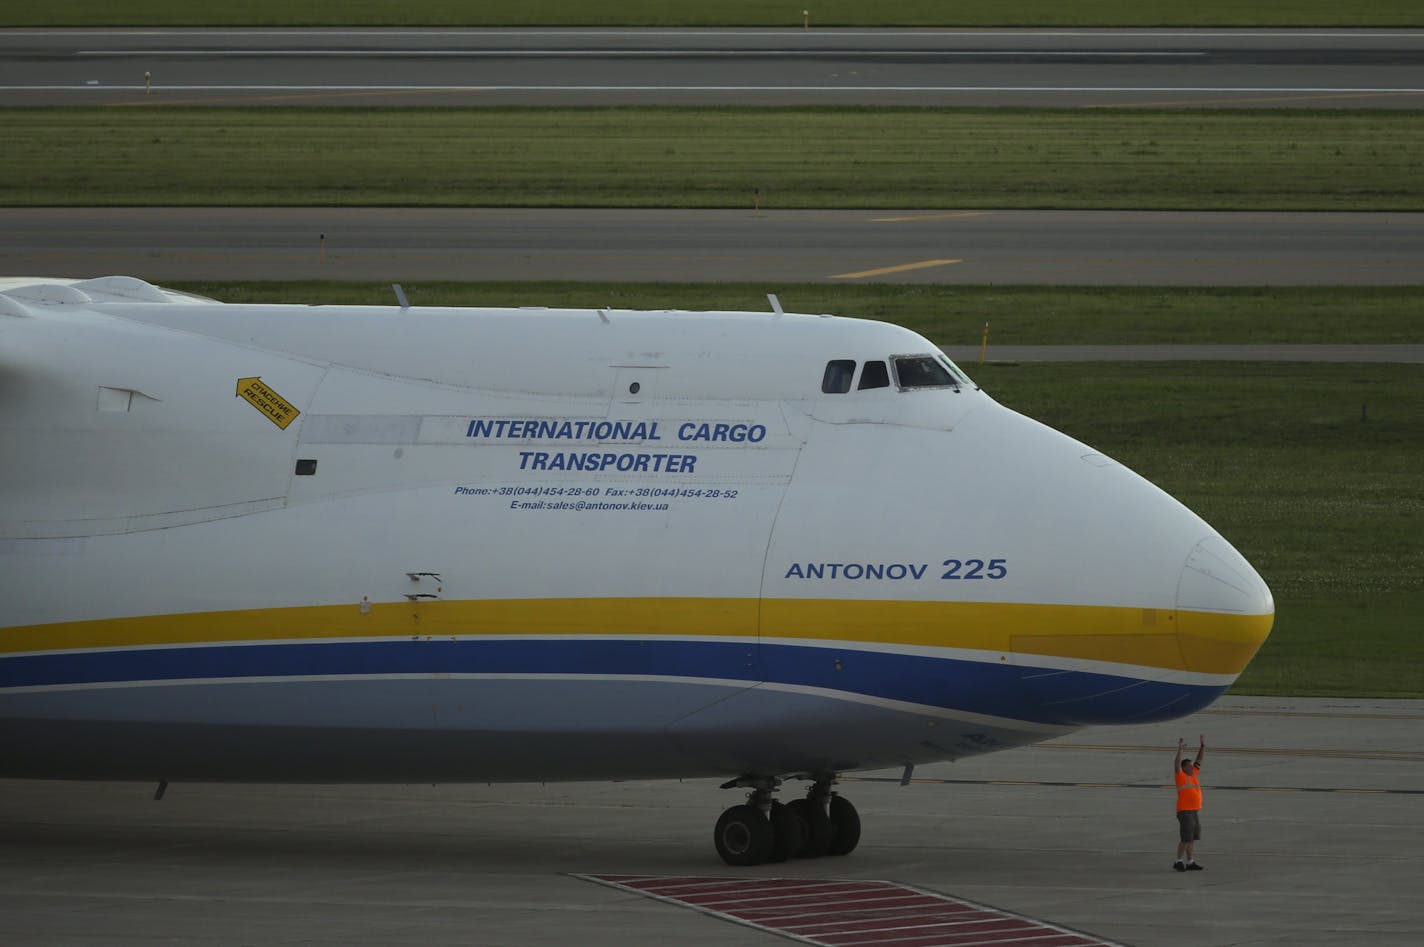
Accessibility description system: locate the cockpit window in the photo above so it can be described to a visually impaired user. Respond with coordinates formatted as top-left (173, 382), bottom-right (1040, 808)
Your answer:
top-left (858, 360), bottom-right (890, 390)
top-left (822, 359), bottom-right (855, 394)
top-left (938, 354), bottom-right (977, 390)
top-left (893, 355), bottom-right (958, 390)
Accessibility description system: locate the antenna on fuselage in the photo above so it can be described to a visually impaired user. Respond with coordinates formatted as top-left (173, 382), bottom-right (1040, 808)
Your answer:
top-left (767, 293), bottom-right (783, 317)
top-left (392, 284), bottom-right (410, 310)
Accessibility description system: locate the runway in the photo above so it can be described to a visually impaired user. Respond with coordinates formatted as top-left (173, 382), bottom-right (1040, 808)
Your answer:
top-left (7, 207), bottom-right (1423, 285)
top-left (2, 27), bottom-right (1422, 107)
top-left (2, 696), bottom-right (1420, 946)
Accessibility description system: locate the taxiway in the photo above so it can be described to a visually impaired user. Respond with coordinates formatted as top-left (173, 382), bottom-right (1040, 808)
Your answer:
top-left (2, 697), bottom-right (1420, 946)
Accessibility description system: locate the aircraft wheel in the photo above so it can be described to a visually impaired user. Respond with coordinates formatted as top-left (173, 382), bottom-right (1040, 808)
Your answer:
top-left (766, 801), bottom-right (806, 864)
top-left (786, 797), bottom-right (832, 858)
top-left (827, 795), bottom-right (861, 855)
top-left (714, 803), bottom-right (774, 866)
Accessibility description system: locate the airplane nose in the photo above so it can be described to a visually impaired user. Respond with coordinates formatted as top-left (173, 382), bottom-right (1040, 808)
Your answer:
top-left (1012, 531), bottom-right (1273, 725)
top-left (1175, 533), bottom-right (1275, 679)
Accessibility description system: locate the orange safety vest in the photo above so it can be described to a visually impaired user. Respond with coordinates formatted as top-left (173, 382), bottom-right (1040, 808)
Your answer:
top-left (1176, 765), bottom-right (1202, 811)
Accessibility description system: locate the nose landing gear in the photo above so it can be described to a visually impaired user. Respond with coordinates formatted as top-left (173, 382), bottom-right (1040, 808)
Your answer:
top-left (715, 775), bottom-right (861, 866)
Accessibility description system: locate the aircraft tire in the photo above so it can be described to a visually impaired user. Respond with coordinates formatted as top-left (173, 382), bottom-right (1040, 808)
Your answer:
top-left (787, 797), bottom-right (832, 858)
top-left (714, 803), bottom-right (774, 866)
top-left (827, 795), bottom-right (861, 855)
top-left (766, 801), bottom-right (805, 864)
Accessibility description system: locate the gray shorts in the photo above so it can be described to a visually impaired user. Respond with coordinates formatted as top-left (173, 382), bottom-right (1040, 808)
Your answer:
top-left (1177, 809), bottom-right (1202, 843)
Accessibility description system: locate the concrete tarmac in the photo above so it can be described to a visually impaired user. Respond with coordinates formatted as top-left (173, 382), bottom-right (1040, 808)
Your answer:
top-left (2, 696), bottom-right (1420, 946)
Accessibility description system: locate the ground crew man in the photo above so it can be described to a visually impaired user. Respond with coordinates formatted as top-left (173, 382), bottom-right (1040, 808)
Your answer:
top-left (1173, 735), bottom-right (1206, 871)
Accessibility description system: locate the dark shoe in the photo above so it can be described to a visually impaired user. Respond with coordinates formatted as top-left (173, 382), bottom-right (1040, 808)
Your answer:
top-left (1186, 862), bottom-right (1204, 871)
top-left (1173, 861), bottom-right (1186, 872)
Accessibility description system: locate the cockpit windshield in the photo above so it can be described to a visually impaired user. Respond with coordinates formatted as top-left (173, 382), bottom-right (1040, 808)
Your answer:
top-left (894, 355), bottom-right (959, 390)
top-left (938, 355), bottom-right (977, 391)
top-left (820, 354), bottom-right (977, 395)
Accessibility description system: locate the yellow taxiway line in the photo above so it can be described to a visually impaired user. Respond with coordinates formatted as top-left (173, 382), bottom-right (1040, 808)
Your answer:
top-left (869, 211), bottom-right (991, 223)
top-left (831, 258), bottom-right (964, 279)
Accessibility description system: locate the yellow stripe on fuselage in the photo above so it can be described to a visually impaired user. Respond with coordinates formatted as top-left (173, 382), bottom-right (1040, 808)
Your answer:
top-left (761, 599), bottom-right (1272, 676)
top-left (0, 597), bottom-right (1272, 676)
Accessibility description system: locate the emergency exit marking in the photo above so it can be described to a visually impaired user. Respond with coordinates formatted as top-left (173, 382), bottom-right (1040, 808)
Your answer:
top-left (236, 376), bottom-right (300, 430)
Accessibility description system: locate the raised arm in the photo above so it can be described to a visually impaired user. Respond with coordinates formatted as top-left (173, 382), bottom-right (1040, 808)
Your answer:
top-left (1175, 737), bottom-right (1185, 773)
top-left (1195, 735), bottom-right (1206, 767)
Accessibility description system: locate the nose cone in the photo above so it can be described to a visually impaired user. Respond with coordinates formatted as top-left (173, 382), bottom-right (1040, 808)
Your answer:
top-left (1176, 534), bottom-right (1275, 678)
top-left (989, 405), bottom-right (1275, 725)
top-left (1014, 529), bottom-right (1273, 727)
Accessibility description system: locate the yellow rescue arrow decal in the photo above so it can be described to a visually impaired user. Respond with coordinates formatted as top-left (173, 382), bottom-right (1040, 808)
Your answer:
top-left (236, 376), bottom-right (300, 430)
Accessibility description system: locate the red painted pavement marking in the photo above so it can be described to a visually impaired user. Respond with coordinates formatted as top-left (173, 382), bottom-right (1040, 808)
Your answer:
top-left (579, 875), bottom-right (1124, 947)
top-left (784, 909), bottom-right (987, 935)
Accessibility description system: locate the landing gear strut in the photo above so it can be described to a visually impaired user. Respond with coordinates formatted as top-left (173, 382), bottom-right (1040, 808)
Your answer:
top-left (714, 775), bottom-right (861, 866)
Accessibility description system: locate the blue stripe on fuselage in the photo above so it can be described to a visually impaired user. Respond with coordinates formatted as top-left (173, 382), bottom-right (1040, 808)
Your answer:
top-left (0, 638), bottom-right (1225, 725)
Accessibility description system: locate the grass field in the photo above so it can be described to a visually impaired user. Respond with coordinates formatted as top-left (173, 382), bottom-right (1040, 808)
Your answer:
top-left (6, 108), bottom-right (1423, 211)
top-left (171, 280), bottom-right (1424, 698)
top-left (6, 1), bottom-right (1421, 27)
top-left (173, 281), bottom-right (1424, 347)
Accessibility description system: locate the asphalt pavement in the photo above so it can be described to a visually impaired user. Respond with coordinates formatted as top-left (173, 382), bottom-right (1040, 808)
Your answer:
top-left (3, 27), bottom-right (1422, 107)
top-left (7, 207), bottom-right (1423, 286)
top-left (2, 696), bottom-right (1420, 946)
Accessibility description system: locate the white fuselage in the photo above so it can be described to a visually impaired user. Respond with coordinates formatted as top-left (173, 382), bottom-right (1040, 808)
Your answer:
top-left (0, 278), bottom-right (1273, 782)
